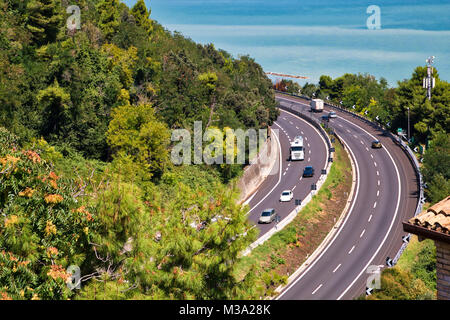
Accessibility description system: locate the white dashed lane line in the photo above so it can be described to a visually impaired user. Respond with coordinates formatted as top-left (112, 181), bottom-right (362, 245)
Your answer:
top-left (377, 190), bottom-right (380, 197)
top-left (360, 229), bottom-right (366, 238)
top-left (348, 246), bottom-right (355, 255)
top-left (333, 264), bottom-right (342, 273)
top-left (368, 214), bottom-right (373, 222)
top-left (373, 202), bottom-right (377, 209)
top-left (312, 284), bottom-right (323, 295)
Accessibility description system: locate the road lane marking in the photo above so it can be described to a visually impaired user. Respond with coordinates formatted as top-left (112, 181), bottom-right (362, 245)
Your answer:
top-left (348, 246), bottom-right (355, 254)
top-left (312, 284), bottom-right (323, 295)
top-left (360, 229), bottom-right (366, 238)
top-left (377, 190), bottom-right (380, 197)
top-left (366, 147), bottom-right (369, 152)
top-left (373, 202), bottom-right (377, 208)
top-left (246, 122), bottom-right (283, 215)
top-left (368, 214), bottom-right (373, 222)
top-left (292, 185), bottom-right (297, 191)
top-left (336, 113), bottom-right (402, 300)
top-left (276, 107), bottom-right (351, 300)
top-left (374, 162), bottom-right (377, 167)
top-left (378, 180), bottom-right (380, 186)
top-left (376, 171), bottom-right (379, 176)
top-left (333, 264), bottom-right (342, 273)
top-left (370, 154), bottom-right (374, 159)
top-left (243, 190), bottom-right (259, 206)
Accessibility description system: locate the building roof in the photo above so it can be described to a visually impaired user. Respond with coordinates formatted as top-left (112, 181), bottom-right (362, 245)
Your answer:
top-left (403, 196), bottom-right (450, 243)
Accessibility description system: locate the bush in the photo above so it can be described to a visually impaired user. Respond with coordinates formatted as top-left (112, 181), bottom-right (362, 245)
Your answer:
top-left (0, 128), bottom-right (95, 300)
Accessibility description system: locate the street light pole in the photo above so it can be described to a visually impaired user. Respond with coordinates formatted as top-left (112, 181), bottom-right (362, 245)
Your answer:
top-left (423, 56), bottom-right (436, 101)
top-left (407, 107), bottom-right (410, 143)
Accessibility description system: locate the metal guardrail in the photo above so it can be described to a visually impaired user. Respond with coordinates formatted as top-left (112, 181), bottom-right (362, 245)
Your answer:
top-left (276, 91), bottom-right (425, 266)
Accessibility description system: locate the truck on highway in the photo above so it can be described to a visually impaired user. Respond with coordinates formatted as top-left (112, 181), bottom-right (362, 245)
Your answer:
top-left (310, 99), bottom-right (324, 112)
top-left (290, 136), bottom-right (304, 161)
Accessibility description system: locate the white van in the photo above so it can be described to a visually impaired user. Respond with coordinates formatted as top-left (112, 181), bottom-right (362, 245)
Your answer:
top-left (290, 136), bottom-right (304, 161)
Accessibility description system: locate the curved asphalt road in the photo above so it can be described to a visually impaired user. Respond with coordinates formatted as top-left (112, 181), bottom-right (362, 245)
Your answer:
top-left (246, 108), bottom-right (329, 237)
top-left (274, 94), bottom-right (419, 300)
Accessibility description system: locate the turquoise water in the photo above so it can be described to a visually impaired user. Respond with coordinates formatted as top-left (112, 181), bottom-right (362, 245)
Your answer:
top-left (124, 0), bottom-right (450, 86)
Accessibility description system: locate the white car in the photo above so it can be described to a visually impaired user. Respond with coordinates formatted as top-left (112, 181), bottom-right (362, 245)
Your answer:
top-left (280, 190), bottom-right (294, 202)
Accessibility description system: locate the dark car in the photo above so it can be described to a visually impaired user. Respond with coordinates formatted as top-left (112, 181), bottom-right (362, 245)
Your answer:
top-left (303, 166), bottom-right (315, 177)
top-left (321, 114), bottom-right (330, 121)
top-left (372, 140), bottom-right (382, 149)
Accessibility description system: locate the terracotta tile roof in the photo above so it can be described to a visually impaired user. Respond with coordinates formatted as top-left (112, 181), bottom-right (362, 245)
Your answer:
top-left (409, 196), bottom-right (450, 235)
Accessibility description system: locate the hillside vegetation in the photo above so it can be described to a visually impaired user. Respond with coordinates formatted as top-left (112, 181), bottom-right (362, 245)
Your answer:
top-left (0, 0), bottom-right (278, 300)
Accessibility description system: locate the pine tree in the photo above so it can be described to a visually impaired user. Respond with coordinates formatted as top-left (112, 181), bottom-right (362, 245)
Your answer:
top-left (131, 0), bottom-right (153, 37)
top-left (96, 0), bottom-right (121, 40)
top-left (25, 0), bottom-right (62, 45)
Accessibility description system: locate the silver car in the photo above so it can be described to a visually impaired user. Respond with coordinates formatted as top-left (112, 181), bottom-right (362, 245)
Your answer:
top-left (259, 209), bottom-right (276, 224)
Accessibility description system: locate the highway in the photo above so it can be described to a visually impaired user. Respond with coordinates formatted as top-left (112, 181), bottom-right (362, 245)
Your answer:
top-left (245, 108), bottom-right (329, 237)
top-left (247, 93), bottom-right (419, 299)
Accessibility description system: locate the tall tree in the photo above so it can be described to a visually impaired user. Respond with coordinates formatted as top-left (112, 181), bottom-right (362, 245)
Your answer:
top-left (131, 0), bottom-right (153, 37)
top-left (96, 0), bottom-right (121, 40)
top-left (107, 103), bottom-right (170, 179)
top-left (25, 0), bottom-right (62, 45)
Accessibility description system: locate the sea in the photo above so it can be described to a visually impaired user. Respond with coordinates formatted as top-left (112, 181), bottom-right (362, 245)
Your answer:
top-left (123, 0), bottom-right (450, 86)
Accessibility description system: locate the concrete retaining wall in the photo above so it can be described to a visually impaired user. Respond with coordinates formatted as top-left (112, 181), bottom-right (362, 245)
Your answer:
top-left (237, 132), bottom-right (279, 204)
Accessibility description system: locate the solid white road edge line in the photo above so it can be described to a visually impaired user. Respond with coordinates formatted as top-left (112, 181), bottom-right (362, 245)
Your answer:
top-left (336, 115), bottom-right (402, 300)
top-left (276, 131), bottom-right (360, 299)
top-left (246, 123), bottom-right (283, 215)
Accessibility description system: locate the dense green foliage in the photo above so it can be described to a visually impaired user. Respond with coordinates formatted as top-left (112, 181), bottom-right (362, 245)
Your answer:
top-left (0, 0), bottom-right (276, 300)
top-left (0, 0), bottom-right (278, 161)
top-left (366, 238), bottom-right (436, 300)
top-left (0, 128), bottom-right (95, 300)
